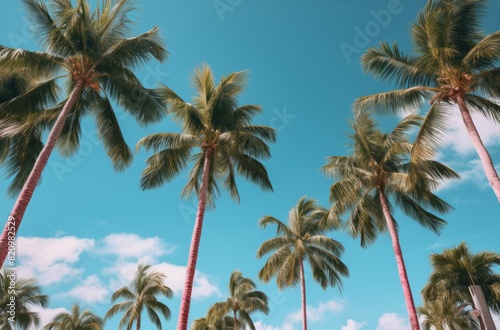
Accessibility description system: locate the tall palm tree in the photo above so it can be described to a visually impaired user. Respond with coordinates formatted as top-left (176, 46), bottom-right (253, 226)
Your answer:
top-left (321, 111), bottom-right (458, 330)
top-left (421, 243), bottom-right (500, 330)
top-left (0, 0), bottom-right (168, 266)
top-left (354, 0), bottom-right (500, 202)
top-left (44, 304), bottom-right (103, 330)
top-left (0, 74), bottom-right (46, 197)
top-left (418, 302), bottom-right (481, 330)
top-left (207, 270), bottom-right (269, 330)
top-left (136, 64), bottom-right (276, 330)
top-left (0, 268), bottom-right (48, 330)
top-left (104, 264), bottom-right (173, 330)
top-left (256, 197), bottom-right (349, 330)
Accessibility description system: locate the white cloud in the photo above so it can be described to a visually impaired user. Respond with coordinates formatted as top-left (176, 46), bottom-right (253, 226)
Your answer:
top-left (286, 299), bottom-right (345, 323)
top-left (153, 263), bottom-right (221, 299)
top-left (63, 275), bottom-right (108, 303)
top-left (17, 236), bottom-right (94, 286)
top-left (441, 109), bottom-right (500, 155)
top-left (341, 319), bottom-right (367, 330)
top-left (375, 313), bottom-right (411, 330)
top-left (28, 306), bottom-right (67, 330)
top-left (253, 321), bottom-right (294, 330)
top-left (104, 261), bottom-right (221, 300)
top-left (100, 233), bottom-right (176, 259)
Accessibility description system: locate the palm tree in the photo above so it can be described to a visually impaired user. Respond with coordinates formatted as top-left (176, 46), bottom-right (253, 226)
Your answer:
top-left (355, 0), bottom-right (500, 202)
top-left (191, 315), bottom-right (235, 330)
top-left (421, 243), bottom-right (500, 330)
top-left (321, 111), bottom-right (458, 330)
top-left (0, 74), bottom-right (46, 197)
top-left (207, 270), bottom-right (269, 330)
top-left (104, 264), bottom-right (173, 330)
top-left (136, 64), bottom-right (276, 330)
top-left (256, 197), bottom-right (349, 330)
top-left (0, 268), bottom-right (48, 330)
top-left (418, 302), bottom-right (481, 330)
top-left (0, 0), bottom-right (168, 266)
top-left (44, 304), bottom-right (103, 330)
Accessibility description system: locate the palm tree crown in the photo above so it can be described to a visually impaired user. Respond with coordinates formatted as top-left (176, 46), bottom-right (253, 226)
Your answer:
top-left (0, 268), bottom-right (48, 330)
top-left (104, 264), bottom-right (173, 330)
top-left (43, 304), bottom-right (103, 330)
top-left (355, 0), bottom-right (500, 201)
top-left (421, 242), bottom-right (500, 329)
top-left (207, 270), bottom-right (269, 330)
top-left (137, 63), bottom-right (275, 206)
top-left (256, 197), bottom-right (348, 330)
top-left (0, 0), bottom-right (168, 267)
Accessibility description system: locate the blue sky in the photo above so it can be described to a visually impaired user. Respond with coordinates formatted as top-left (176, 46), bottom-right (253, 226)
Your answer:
top-left (1, 0), bottom-right (500, 329)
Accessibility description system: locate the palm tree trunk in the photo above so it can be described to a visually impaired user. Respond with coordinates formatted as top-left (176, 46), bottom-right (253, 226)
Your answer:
top-left (136, 312), bottom-right (141, 330)
top-left (469, 285), bottom-right (497, 330)
top-left (378, 188), bottom-right (420, 330)
top-left (0, 80), bottom-right (85, 267)
top-left (233, 309), bottom-right (238, 330)
top-left (456, 94), bottom-right (500, 202)
top-left (299, 258), bottom-right (308, 330)
top-left (177, 147), bottom-right (213, 330)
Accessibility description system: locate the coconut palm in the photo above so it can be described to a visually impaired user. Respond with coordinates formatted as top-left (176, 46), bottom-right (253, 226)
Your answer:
top-left (0, 0), bottom-right (168, 266)
top-left (0, 73), bottom-right (47, 197)
top-left (321, 111), bottom-right (458, 330)
top-left (418, 302), bottom-right (481, 330)
top-left (44, 304), bottom-right (103, 330)
top-left (354, 0), bottom-right (500, 202)
top-left (104, 264), bottom-right (173, 330)
top-left (421, 243), bottom-right (500, 330)
top-left (207, 270), bottom-right (269, 330)
top-left (191, 315), bottom-right (235, 330)
top-left (256, 197), bottom-right (349, 330)
top-left (136, 64), bottom-right (275, 330)
top-left (0, 268), bottom-right (48, 330)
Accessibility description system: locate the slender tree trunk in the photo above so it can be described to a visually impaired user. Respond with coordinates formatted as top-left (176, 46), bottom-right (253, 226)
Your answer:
top-left (299, 258), bottom-right (308, 330)
top-left (378, 188), bottom-right (420, 330)
top-left (469, 285), bottom-right (497, 330)
top-left (136, 312), bottom-right (141, 330)
top-left (177, 147), bottom-right (213, 330)
top-left (233, 309), bottom-right (238, 330)
top-left (455, 94), bottom-right (500, 202)
top-left (0, 80), bottom-right (85, 267)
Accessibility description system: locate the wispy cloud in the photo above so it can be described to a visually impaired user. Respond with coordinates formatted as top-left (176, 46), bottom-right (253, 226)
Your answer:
top-left (99, 233), bottom-right (177, 259)
top-left (341, 319), bottom-right (367, 330)
top-left (18, 236), bottom-right (94, 286)
top-left (375, 313), bottom-right (410, 330)
top-left (254, 299), bottom-right (346, 330)
top-left (63, 274), bottom-right (109, 303)
top-left (17, 233), bottom-right (220, 305)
